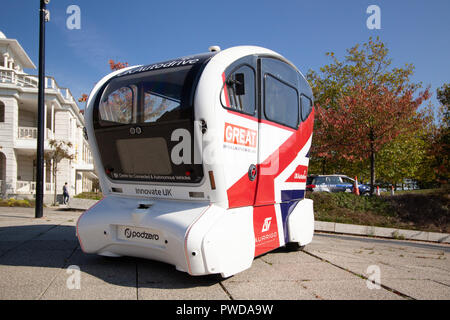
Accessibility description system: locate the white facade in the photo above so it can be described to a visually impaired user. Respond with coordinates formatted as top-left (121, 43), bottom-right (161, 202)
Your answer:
top-left (0, 31), bottom-right (96, 202)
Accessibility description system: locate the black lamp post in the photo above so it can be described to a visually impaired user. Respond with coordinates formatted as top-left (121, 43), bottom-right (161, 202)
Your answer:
top-left (35, 0), bottom-right (50, 218)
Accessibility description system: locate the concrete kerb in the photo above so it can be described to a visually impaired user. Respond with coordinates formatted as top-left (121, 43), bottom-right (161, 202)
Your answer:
top-left (315, 221), bottom-right (450, 244)
top-left (67, 198), bottom-right (99, 211)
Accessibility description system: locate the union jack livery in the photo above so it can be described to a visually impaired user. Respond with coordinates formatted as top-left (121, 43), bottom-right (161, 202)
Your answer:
top-left (77, 46), bottom-right (315, 277)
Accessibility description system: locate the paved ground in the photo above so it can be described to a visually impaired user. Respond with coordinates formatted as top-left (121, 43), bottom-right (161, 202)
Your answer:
top-left (0, 207), bottom-right (449, 300)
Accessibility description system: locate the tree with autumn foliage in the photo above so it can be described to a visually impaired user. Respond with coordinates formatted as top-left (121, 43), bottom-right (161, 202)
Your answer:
top-left (78, 93), bottom-right (89, 114)
top-left (422, 83), bottom-right (450, 186)
top-left (435, 83), bottom-right (450, 185)
top-left (315, 82), bottom-right (429, 193)
top-left (78, 93), bottom-right (88, 103)
top-left (109, 59), bottom-right (129, 71)
top-left (307, 37), bottom-right (430, 194)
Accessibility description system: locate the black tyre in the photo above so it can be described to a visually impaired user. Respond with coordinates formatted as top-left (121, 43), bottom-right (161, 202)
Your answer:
top-left (285, 242), bottom-right (305, 252)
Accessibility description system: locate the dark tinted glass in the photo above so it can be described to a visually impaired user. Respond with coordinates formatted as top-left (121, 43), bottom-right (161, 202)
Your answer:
top-left (99, 85), bottom-right (136, 125)
top-left (97, 66), bottom-right (192, 127)
top-left (327, 176), bottom-right (341, 184)
top-left (314, 177), bottom-right (327, 185)
top-left (342, 177), bottom-right (353, 184)
top-left (301, 94), bottom-right (312, 121)
top-left (93, 55), bottom-right (211, 184)
top-left (264, 74), bottom-right (299, 128)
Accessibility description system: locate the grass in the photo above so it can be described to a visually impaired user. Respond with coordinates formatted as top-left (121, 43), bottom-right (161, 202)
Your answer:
top-left (74, 192), bottom-right (103, 200)
top-left (0, 192), bottom-right (102, 207)
top-left (0, 198), bottom-right (35, 207)
top-left (307, 188), bottom-right (449, 233)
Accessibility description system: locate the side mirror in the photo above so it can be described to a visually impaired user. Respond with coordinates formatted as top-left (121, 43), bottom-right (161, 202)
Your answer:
top-left (234, 73), bottom-right (245, 96)
top-left (227, 73), bottom-right (245, 96)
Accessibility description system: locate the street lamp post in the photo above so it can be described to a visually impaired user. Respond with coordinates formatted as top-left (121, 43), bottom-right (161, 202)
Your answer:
top-left (35, 0), bottom-right (50, 218)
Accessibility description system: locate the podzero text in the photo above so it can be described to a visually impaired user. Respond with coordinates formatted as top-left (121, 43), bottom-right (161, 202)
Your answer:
top-left (124, 228), bottom-right (159, 241)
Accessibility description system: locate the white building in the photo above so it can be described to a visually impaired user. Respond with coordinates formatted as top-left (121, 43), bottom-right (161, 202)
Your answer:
top-left (0, 31), bottom-right (96, 203)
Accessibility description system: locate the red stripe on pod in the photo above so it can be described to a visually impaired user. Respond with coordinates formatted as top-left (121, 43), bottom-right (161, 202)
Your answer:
top-left (222, 72), bottom-right (231, 107)
top-left (285, 165), bottom-right (308, 183)
top-left (227, 109), bottom-right (314, 208)
top-left (253, 205), bottom-right (279, 256)
top-left (254, 110), bottom-right (314, 205)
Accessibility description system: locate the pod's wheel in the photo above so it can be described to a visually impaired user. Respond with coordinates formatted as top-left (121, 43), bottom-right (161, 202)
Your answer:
top-left (286, 242), bottom-right (305, 252)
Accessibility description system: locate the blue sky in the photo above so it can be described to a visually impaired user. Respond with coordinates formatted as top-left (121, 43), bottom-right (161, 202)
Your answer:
top-left (1, 0), bottom-right (449, 111)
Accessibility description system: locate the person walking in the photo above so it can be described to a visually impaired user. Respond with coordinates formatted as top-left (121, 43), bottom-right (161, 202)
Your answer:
top-left (63, 182), bottom-right (69, 205)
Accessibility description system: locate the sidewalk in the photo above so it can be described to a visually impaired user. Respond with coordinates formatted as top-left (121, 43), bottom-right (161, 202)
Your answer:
top-left (0, 207), bottom-right (449, 300)
top-left (315, 221), bottom-right (450, 243)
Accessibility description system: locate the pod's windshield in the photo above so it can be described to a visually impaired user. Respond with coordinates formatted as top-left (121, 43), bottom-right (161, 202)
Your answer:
top-left (93, 54), bottom-right (213, 184)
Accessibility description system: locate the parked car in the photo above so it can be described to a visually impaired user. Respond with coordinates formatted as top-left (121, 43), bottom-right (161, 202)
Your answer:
top-left (306, 174), bottom-right (370, 195)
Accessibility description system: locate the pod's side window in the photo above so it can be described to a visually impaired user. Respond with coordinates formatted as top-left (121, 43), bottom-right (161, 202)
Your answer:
top-left (300, 94), bottom-right (312, 121)
top-left (143, 92), bottom-right (180, 123)
top-left (264, 74), bottom-right (299, 129)
top-left (221, 65), bottom-right (256, 115)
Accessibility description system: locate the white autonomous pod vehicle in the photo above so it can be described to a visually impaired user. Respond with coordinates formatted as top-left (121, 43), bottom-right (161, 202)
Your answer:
top-left (77, 46), bottom-right (315, 277)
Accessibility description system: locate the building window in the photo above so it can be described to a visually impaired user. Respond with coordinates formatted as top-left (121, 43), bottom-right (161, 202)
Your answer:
top-left (0, 101), bottom-right (4, 122)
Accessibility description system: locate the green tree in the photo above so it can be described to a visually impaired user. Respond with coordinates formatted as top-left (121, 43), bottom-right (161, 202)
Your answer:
top-left (307, 37), bottom-right (420, 109)
top-left (376, 130), bottom-right (427, 186)
top-left (425, 83), bottom-right (450, 185)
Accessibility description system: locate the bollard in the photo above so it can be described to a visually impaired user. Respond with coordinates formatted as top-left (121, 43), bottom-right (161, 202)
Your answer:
top-left (390, 185), bottom-right (395, 196)
top-left (376, 186), bottom-right (380, 196)
top-left (353, 176), bottom-right (360, 195)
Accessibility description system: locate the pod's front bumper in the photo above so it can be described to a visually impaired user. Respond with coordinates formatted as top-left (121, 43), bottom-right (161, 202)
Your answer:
top-left (76, 196), bottom-right (211, 274)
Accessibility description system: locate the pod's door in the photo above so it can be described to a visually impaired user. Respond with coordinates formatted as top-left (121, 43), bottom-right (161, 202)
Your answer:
top-left (222, 55), bottom-right (260, 208)
top-left (254, 57), bottom-right (302, 206)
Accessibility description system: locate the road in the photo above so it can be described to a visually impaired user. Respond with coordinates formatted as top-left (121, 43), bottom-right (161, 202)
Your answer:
top-left (0, 207), bottom-right (449, 300)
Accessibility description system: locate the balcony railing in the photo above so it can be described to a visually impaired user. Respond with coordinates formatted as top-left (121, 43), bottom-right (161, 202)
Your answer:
top-left (0, 68), bottom-right (75, 102)
top-left (18, 127), bottom-right (54, 140)
top-left (16, 181), bottom-right (53, 194)
top-left (0, 69), bottom-right (38, 88)
top-left (18, 126), bottom-right (37, 139)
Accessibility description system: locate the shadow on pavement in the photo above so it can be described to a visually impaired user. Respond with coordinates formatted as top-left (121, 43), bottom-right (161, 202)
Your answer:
top-left (0, 224), bottom-right (222, 290)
